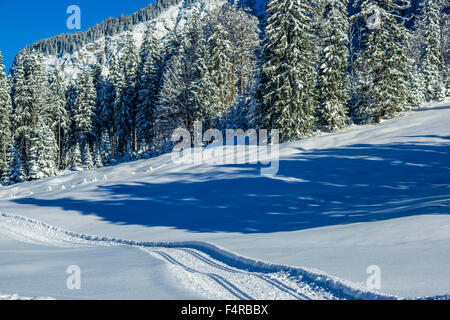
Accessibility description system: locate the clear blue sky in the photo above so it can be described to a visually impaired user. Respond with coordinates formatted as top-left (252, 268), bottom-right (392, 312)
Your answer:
top-left (0, 0), bottom-right (154, 73)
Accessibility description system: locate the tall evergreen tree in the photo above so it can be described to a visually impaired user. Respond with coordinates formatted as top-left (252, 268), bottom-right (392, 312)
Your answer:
top-left (29, 117), bottom-right (57, 180)
top-left (93, 146), bottom-right (103, 168)
top-left (419, 0), bottom-right (446, 101)
top-left (82, 144), bottom-right (94, 169)
top-left (3, 139), bottom-right (25, 185)
top-left (74, 68), bottom-right (96, 144)
top-left (71, 143), bottom-right (82, 168)
top-left (353, 0), bottom-right (413, 123)
top-left (100, 57), bottom-right (120, 156)
top-left (116, 35), bottom-right (139, 153)
top-left (208, 24), bottom-right (235, 119)
top-left (99, 129), bottom-right (112, 165)
top-left (45, 69), bottom-right (69, 168)
top-left (11, 50), bottom-right (49, 173)
top-left (0, 50), bottom-right (12, 176)
top-left (136, 26), bottom-right (162, 149)
top-left (258, 0), bottom-right (317, 141)
top-left (92, 63), bottom-right (106, 146)
top-left (190, 27), bottom-right (216, 129)
top-left (440, 1), bottom-right (449, 96)
top-left (317, 0), bottom-right (350, 132)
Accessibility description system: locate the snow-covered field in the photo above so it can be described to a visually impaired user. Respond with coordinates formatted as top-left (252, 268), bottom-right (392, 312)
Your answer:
top-left (0, 102), bottom-right (449, 300)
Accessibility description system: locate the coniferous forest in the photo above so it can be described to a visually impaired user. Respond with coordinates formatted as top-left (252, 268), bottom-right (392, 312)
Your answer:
top-left (0, 0), bottom-right (449, 184)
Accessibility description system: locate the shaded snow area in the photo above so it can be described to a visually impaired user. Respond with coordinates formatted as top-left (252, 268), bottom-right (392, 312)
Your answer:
top-left (0, 102), bottom-right (449, 299)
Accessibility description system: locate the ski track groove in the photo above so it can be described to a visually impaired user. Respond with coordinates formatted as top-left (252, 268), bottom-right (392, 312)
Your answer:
top-left (154, 249), bottom-right (253, 300)
top-left (0, 212), bottom-right (400, 300)
top-left (183, 248), bottom-right (310, 300)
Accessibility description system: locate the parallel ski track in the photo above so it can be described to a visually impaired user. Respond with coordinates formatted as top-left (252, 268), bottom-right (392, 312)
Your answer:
top-left (182, 248), bottom-right (310, 300)
top-left (154, 250), bottom-right (254, 300)
top-left (0, 212), bottom-right (398, 300)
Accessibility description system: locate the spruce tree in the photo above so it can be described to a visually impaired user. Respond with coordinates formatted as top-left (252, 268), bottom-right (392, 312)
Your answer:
top-left (74, 68), bottom-right (96, 144)
top-left (99, 129), bottom-right (112, 165)
top-left (208, 24), bottom-right (234, 119)
top-left (259, 0), bottom-right (317, 141)
top-left (411, 65), bottom-right (426, 107)
top-left (72, 143), bottom-right (82, 168)
top-left (29, 117), bottom-right (57, 180)
top-left (190, 29), bottom-right (216, 129)
top-left (419, 0), bottom-right (446, 101)
top-left (11, 50), bottom-right (49, 173)
top-left (82, 144), bottom-right (94, 170)
top-left (100, 57), bottom-right (120, 156)
top-left (3, 139), bottom-right (25, 185)
top-left (317, 0), bottom-right (350, 132)
top-left (94, 147), bottom-right (103, 168)
top-left (116, 35), bottom-right (139, 153)
top-left (136, 26), bottom-right (162, 148)
top-left (0, 50), bottom-right (12, 176)
top-left (353, 0), bottom-right (413, 123)
top-left (45, 69), bottom-right (69, 168)
top-left (92, 63), bottom-right (106, 146)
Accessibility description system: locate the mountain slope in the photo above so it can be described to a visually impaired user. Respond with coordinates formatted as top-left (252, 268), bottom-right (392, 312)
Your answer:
top-left (21, 0), bottom-right (255, 81)
top-left (0, 101), bottom-right (449, 299)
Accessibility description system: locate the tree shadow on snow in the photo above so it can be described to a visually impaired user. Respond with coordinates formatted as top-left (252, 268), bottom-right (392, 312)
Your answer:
top-left (13, 139), bottom-right (450, 234)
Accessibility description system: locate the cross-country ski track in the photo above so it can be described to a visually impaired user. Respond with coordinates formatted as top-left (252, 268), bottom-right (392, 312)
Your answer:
top-left (0, 212), bottom-right (395, 300)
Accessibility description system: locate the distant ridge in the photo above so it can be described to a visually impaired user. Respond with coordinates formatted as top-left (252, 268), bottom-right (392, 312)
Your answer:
top-left (27, 0), bottom-right (181, 57)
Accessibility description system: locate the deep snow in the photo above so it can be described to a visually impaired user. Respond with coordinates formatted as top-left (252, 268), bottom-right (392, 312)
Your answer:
top-left (0, 101), bottom-right (449, 299)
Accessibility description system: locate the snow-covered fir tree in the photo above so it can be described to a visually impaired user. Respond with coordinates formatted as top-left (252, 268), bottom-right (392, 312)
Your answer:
top-left (71, 143), bottom-right (82, 168)
top-left (0, 50), bottom-right (12, 177)
top-left (189, 25), bottom-right (216, 129)
top-left (99, 56), bottom-right (121, 157)
top-left (136, 25), bottom-right (162, 150)
top-left (74, 67), bottom-right (96, 144)
top-left (91, 63), bottom-right (106, 146)
top-left (99, 129), bottom-right (112, 165)
top-left (418, 0), bottom-right (446, 101)
top-left (45, 69), bottom-right (69, 168)
top-left (116, 35), bottom-right (139, 154)
top-left (208, 23), bottom-right (234, 120)
top-left (2, 138), bottom-right (25, 185)
top-left (29, 117), bottom-right (57, 180)
top-left (94, 147), bottom-right (103, 168)
top-left (82, 144), bottom-right (94, 170)
top-left (258, 0), bottom-right (317, 141)
top-left (352, 0), bottom-right (414, 123)
top-left (441, 1), bottom-right (449, 96)
top-left (410, 64), bottom-right (426, 107)
top-left (317, 0), bottom-right (350, 132)
top-left (11, 50), bottom-right (49, 172)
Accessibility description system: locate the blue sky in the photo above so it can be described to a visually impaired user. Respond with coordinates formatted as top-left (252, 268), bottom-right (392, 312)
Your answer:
top-left (0, 0), bottom-right (154, 73)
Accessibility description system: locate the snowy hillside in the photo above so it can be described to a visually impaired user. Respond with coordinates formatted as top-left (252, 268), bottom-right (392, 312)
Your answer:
top-left (0, 101), bottom-right (449, 300)
top-left (42, 0), bottom-right (225, 81)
